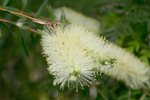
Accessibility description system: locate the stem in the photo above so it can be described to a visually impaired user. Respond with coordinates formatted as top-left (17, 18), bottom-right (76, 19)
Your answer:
top-left (0, 18), bottom-right (40, 35)
top-left (0, 7), bottom-right (48, 25)
top-left (0, 7), bottom-right (61, 34)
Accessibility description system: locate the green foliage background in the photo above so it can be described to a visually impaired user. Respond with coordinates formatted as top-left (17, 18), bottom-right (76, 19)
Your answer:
top-left (0, 0), bottom-right (150, 100)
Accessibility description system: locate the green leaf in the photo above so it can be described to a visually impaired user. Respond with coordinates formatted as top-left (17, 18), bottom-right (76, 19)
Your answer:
top-left (47, 6), bottom-right (56, 22)
top-left (35, 0), bottom-right (48, 17)
top-left (2, 0), bottom-right (10, 6)
top-left (20, 32), bottom-right (29, 57)
top-left (60, 13), bottom-right (69, 27)
top-left (22, 0), bottom-right (28, 9)
top-left (0, 28), bottom-right (2, 38)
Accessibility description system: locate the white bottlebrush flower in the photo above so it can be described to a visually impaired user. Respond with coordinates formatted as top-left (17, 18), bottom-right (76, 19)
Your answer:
top-left (60, 24), bottom-right (150, 89)
top-left (41, 25), bottom-right (94, 91)
top-left (54, 7), bottom-right (101, 33)
top-left (77, 24), bottom-right (150, 89)
top-left (101, 43), bottom-right (150, 89)
top-left (68, 24), bottom-right (150, 89)
top-left (41, 23), bottom-right (150, 90)
top-left (41, 24), bottom-right (112, 91)
top-left (61, 24), bottom-right (115, 72)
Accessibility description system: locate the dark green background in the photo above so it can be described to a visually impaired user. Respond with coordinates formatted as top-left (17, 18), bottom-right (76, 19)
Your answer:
top-left (0, 0), bottom-right (150, 100)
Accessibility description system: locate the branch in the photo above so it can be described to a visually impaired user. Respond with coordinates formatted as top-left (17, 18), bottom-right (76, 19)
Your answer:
top-left (0, 7), bottom-right (47, 25)
top-left (0, 7), bottom-right (61, 34)
top-left (0, 18), bottom-right (40, 34)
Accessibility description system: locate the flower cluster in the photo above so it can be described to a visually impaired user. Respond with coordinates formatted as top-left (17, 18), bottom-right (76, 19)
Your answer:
top-left (41, 23), bottom-right (150, 91)
top-left (41, 24), bottom-right (114, 91)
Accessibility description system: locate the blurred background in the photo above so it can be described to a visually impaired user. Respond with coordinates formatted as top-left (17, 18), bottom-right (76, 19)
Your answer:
top-left (0, 0), bottom-right (150, 100)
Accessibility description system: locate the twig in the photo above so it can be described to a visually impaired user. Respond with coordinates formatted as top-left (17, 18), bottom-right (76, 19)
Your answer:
top-left (0, 18), bottom-right (40, 34)
top-left (0, 7), bottom-right (47, 25)
top-left (0, 7), bottom-right (61, 33)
